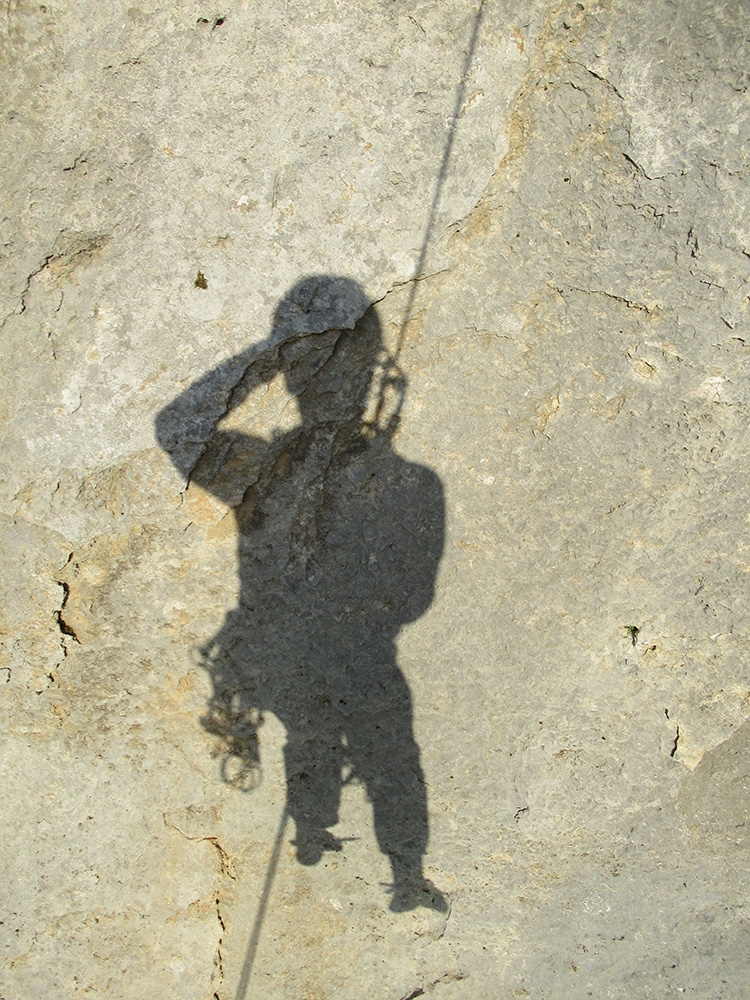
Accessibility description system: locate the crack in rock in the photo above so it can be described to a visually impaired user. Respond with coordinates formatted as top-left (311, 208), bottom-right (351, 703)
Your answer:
top-left (3, 232), bottom-right (111, 325)
top-left (213, 894), bottom-right (227, 995)
top-left (554, 283), bottom-right (656, 313)
top-left (54, 566), bottom-right (80, 658)
top-left (162, 815), bottom-right (235, 997)
top-left (162, 815), bottom-right (236, 879)
top-left (399, 969), bottom-right (467, 1000)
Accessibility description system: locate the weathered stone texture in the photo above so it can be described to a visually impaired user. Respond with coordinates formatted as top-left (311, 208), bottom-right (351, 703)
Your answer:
top-left (2, 1), bottom-right (749, 998)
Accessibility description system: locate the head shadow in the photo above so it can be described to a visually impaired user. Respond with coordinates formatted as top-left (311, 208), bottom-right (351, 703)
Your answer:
top-left (226, 275), bottom-right (406, 441)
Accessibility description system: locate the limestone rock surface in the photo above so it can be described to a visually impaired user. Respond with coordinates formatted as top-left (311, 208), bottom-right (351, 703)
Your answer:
top-left (2, 2), bottom-right (750, 998)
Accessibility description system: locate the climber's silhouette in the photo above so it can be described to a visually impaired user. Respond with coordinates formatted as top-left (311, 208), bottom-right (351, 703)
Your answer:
top-left (156, 276), bottom-right (445, 911)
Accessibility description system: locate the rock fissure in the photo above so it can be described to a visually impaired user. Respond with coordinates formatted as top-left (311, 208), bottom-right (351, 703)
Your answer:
top-left (582, 65), bottom-right (624, 100)
top-left (3, 232), bottom-right (111, 327)
top-left (6, 253), bottom-right (56, 325)
top-left (62, 153), bottom-right (89, 173)
top-left (54, 579), bottom-right (80, 654)
top-left (554, 283), bottom-right (655, 313)
top-left (213, 894), bottom-right (226, 995)
top-left (162, 816), bottom-right (236, 880)
top-left (399, 969), bottom-right (467, 1000)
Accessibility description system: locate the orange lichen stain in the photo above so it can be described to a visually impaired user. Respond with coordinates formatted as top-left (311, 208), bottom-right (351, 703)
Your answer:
top-left (167, 607), bottom-right (192, 631)
top-left (513, 26), bottom-right (525, 52)
top-left (206, 513), bottom-right (236, 544)
top-left (461, 89), bottom-right (485, 114)
top-left (8, 480), bottom-right (38, 514)
top-left (645, 339), bottom-right (680, 358)
top-left (602, 394), bottom-right (625, 421)
top-left (388, 307), bottom-right (426, 351)
top-left (176, 672), bottom-right (197, 695)
top-left (185, 896), bottom-right (217, 918)
top-left (140, 670), bottom-right (203, 729)
top-left (8, 946), bottom-right (34, 968)
top-left (534, 395), bottom-right (560, 436)
top-left (406, 307), bottom-right (433, 346)
top-left (452, 197), bottom-right (495, 243)
top-left (51, 702), bottom-right (71, 723)
top-left (459, 539), bottom-right (481, 552)
top-left (181, 485), bottom-right (226, 525)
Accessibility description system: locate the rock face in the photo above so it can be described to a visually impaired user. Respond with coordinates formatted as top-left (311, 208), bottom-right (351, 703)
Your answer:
top-left (2, 1), bottom-right (749, 997)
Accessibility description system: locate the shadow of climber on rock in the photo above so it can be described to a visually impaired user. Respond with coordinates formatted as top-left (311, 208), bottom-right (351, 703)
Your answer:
top-left (156, 275), bottom-right (446, 912)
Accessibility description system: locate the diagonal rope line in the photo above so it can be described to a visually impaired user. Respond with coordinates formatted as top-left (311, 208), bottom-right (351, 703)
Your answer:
top-left (233, 5), bottom-right (487, 996)
top-left (393, 0), bottom-right (487, 362)
top-left (234, 807), bottom-right (289, 1000)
